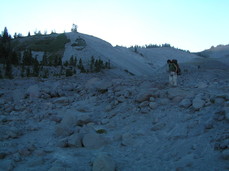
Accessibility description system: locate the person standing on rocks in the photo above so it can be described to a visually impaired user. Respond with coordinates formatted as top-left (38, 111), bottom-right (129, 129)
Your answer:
top-left (167, 59), bottom-right (178, 86)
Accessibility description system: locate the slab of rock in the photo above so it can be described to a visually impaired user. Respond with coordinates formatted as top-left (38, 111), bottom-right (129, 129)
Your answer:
top-left (82, 133), bottom-right (106, 149)
top-left (192, 96), bottom-right (205, 110)
top-left (179, 98), bottom-right (192, 108)
top-left (93, 153), bottom-right (115, 171)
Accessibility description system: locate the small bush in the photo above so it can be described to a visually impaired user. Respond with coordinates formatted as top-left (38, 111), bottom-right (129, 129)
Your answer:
top-left (66, 69), bottom-right (74, 77)
top-left (96, 129), bottom-right (107, 134)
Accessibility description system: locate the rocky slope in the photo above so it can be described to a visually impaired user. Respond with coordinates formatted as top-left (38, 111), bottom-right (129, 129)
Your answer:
top-left (0, 57), bottom-right (229, 171)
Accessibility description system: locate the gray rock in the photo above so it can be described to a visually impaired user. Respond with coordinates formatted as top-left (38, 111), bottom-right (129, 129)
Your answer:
top-left (192, 96), bottom-right (205, 110)
top-left (0, 99), bottom-right (5, 105)
top-left (214, 97), bottom-right (225, 105)
top-left (149, 97), bottom-right (155, 102)
top-left (222, 149), bottom-right (229, 160)
top-left (54, 125), bottom-right (73, 137)
top-left (179, 98), bottom-right (192, 108)
top-left (167, 88), bottom-right (192, 100)
top-left (0, 159), bottom-right (15, 171)
top-left (26, 84), bottom-right (40, 99)
top-left (225, 101), bottom-right (229, 107)
top-left (53, 97), bottom-right (69, 105)
top-left (82, 133), bottom-right (106, 149)
top-left (158, 98), bottom-right (170, 105)
top-left (67, 134), bottom-right (83, 147)
top-left (121, 133), bottom-right (134, 146)
top-left (225, 107), bottom-right (229, 121)
top-left (135, 92), bottom-right (151, 103)
top-left (149, 102), bottom-right (158, 109)
top-left (151, 123), bottom-right (166, 131)
top-left (116, 96), bottom-right (126, 103)
top-left (93, 153), bottom-right (116, 171)
top-left (139, 101), bottom-right (149, 108)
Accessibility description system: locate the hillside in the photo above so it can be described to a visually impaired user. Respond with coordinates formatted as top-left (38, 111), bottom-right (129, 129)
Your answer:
top-left (9, 32), bottom-right (201, 77)
top-left (62, 32), bottom-right (200, 76)
top-left (1, 32), bottom-right (229, 170)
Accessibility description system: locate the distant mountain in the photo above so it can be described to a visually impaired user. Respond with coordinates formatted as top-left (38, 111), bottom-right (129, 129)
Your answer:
top-left (198, 44), bottom-right (229, 58)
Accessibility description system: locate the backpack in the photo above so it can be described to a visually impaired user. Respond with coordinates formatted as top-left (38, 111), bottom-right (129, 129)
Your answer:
top-left (169, 63), bottom-right (177, 72)
top-left (172, 59), bottom-right (181, 75)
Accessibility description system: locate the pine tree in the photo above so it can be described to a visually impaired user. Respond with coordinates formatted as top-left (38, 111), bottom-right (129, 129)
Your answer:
top-left (2, 27), bottom-right (11, 65)
top-left (11, 51), bottom-right (19, 65)
top-left (90, 56), bottom-right (95, 72)
top-left (78, 58), bottom-right (85, 73)
top-left (23, 49), bottom-right (33, 65)
top-left (54, 55), bottom-right (59, 66)
top-left (21, 64), bottom-right (25, 77)
top-left (41, 52), bottom-right (48, 66)
top-left (33, 57), bottom-right (39, 77)
top-left (5, 60), bottom-right (13, 79)
top-left (26, 67), bottom-right (30, 77)
top-left (69, 56), bottom-right (74, 66)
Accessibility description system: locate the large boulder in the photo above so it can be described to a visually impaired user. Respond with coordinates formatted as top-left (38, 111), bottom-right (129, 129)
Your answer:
top-left (67, 133), bottom-right (83, 148)
top-left (26, 85), bottom-right (40, 99)
top-left (167, 88), bottom-right (192, 100)
top-left (93, 153), bottom-right (116, 171)
top-left (224, 107), bottom-right (229, 121)
top-left (179, 98), bottom-right (192, 108)
top-left (82, 133), bottom-right (107, 149)
top-left (85, 78), bottom-right (111, 92)
top-left (192, 95), bottom-right (205, 110)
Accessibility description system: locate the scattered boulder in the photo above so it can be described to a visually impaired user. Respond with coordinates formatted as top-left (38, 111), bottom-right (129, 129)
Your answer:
top-left (167, 88), bottom-right (192, 100)
top-left (149, 102), bottom-right (158, 109)
top-left (224, 107), bottom-right (229, 121)
top-left (82, 133), bottom-right (107, 149)
top-left (26, 84), bottom-right (40, 99)
top-left (121, 133), bottom-right (134, 146)
top-left (53, 97), bottom-right (69, 105)
top-left (157, 98), bottom-right (170, 105)
top-left (179, 98), bottom-right (192, 108)
top-left (93, 153), bottom-right (116, 171)
top-left (67, 134), bottom-right (83, 148)
top-left (0, 159), bottom-right (15, 171)
top-left (192, 96), bottom-right (205, 110)
top-left (222, 149), bottom-right (229, 160)
top-left (135, 90), bottom-right (152, 103)
top-left (151, 123), bottom-right (166, 131)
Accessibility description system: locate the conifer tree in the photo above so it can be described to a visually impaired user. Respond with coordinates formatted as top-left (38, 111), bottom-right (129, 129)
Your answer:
top-left (90, 56), bottom-right (95, 72)
top-left (33, 57), bottom-right (39, 77)
top-left (5, 60), bottom-right (13, 79)
top-left (41, 52), bottom-right (48, 66)
top-left (78, 58), bottom-right (85, 73)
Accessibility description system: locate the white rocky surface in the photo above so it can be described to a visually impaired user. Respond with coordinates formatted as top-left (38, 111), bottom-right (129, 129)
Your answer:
top-left (0, 51), bottom-right (229, 170)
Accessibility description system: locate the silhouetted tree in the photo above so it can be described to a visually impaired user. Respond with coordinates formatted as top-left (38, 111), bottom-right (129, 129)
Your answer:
top-left (22, 49), bottom-right (33, 65)
top-left (90, 56), bottom-right (95, 72)
top-left (11, 51), bottom-right (19, 65)
top-left (5, 60), bottom-right (13, 79)
top-left (78, 58), bottom-right (85, 73)
top-left (1, 27), bottom-right (11, 65)
top-left (33, 57), bottom-right (39, 77)
top-left (41, 52), bottom-right (48, 66)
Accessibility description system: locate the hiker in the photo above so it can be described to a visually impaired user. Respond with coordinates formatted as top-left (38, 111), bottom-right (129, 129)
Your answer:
top-left (167, 59), bottom-right (178, 86)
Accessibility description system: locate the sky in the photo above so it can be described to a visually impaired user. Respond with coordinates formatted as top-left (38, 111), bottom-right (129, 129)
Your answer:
top-left (1, 0), bottom-right (229, 52)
